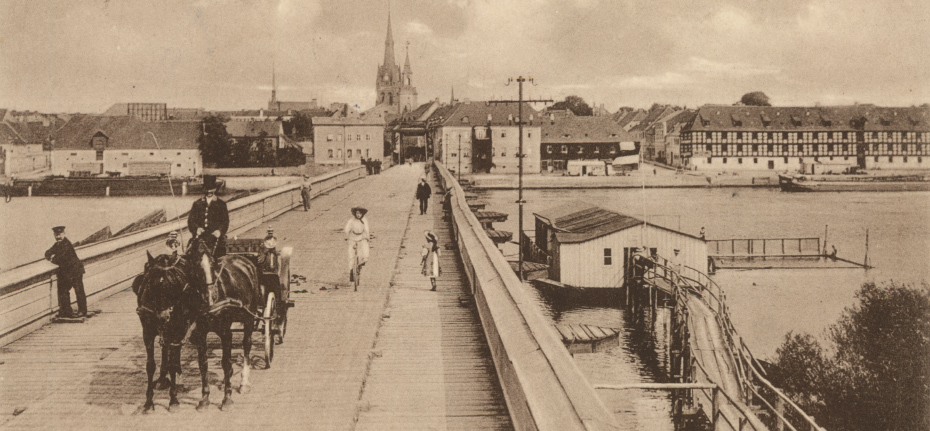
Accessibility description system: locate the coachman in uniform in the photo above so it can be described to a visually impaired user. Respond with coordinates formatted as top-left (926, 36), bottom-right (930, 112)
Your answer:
top-left (45, 226), bottom-right (87, 318)
top-left (188, 175), bottom-right (229, 258)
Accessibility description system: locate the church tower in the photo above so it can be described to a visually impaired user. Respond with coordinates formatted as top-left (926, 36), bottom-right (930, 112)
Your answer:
top-left (375, 11), bottom-right (417, 114)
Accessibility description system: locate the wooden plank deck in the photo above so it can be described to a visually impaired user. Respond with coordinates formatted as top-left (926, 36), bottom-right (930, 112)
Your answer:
top-left (355, 178), bottom-right (513, 431)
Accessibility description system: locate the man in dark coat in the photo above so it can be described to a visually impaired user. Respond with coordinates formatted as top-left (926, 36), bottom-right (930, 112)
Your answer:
top-left (188, 175), bottom-right (229, 258)
top-left (45, 226), bottom-right (87, 318)
top-left (415, 177), bottom-right (432, 215)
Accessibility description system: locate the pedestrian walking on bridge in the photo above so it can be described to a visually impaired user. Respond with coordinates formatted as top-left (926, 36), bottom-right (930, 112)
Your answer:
top-left (421, 231), bottom-right (441, 291)
top-left (416, 178), bottom-right (432, 215)
top-left (45, 226), bottom-right (87, 318)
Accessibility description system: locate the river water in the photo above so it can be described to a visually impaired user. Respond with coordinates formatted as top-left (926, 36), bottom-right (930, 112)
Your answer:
top-left (0, 195), bottom-right (198, 271)
top-left (476, 186), bottom-right (930, 429)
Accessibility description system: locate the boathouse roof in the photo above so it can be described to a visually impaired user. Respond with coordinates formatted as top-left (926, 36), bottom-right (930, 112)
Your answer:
top-left (53, 115), bottom-right (201, 150)
top-left (534, 200), bottom-right (702, 243)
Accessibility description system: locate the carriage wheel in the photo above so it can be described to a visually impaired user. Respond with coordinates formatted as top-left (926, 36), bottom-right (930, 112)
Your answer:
top-left (263, 292), bottom-right (276, 369)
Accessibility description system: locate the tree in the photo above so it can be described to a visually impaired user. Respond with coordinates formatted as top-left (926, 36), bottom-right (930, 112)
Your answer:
top-left (771, 282), bottom-right (930, 431)
top-left (739, 92), bottom-right (771, 106)
top-left (549, 95), bottom-right (593, 116)
top-left (198, 115), bottom-right (231, 167)
top-left (285, 112), bottom-right (313, 138)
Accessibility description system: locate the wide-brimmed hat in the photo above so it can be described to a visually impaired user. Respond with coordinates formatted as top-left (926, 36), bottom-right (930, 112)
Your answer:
top-left (424, 231), bottom-right (438, 243)
top-left (351, 207), bottom-right (368, 216)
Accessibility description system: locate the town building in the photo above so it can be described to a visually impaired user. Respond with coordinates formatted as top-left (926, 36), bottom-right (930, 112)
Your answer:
top-left (630, 105), bottom-right (681, 161)
top-left (389, 99), bottom-right (443, 162)
top-left (531, 201), bottom-right (707, 288)
top-left (540, 112), bottom-right (632, 173)
top-left (312, 112), bottom-right (386, 165)
top-left (428, 101), bottom-right (541, 175)
top-left (648, 110), bottom-right (696, 168)
top-left (680, 105), bottom-right (930, 172)
top-left (51, 115), bottom-right (202, 177)
top-left (373, 12), bottom-right (417, 115)
top-left (0, 112), bottom-right (62, 176)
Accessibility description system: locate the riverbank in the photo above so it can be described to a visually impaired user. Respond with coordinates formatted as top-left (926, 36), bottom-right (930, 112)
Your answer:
top-left (467, 170), bottom-right (778, 189)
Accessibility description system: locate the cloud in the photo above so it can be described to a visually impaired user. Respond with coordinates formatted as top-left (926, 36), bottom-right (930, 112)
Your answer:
top-left (612, 72), bottom-right (693, 90)
top-left (405, 21), bottom-right (432, 35)
top-left (686, 57), bottom-right (780, 77)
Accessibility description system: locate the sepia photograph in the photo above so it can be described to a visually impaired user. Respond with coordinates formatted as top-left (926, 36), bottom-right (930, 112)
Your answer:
top-left (1, 1), bottom-right (928, 430)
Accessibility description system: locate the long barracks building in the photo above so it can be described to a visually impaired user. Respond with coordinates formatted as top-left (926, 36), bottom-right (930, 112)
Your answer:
top-left (680, 105), bottom-right (930, 173)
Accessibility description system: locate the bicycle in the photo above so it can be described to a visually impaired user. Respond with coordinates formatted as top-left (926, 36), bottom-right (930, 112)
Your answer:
top-left (351, 244), bottom-right (362, 292)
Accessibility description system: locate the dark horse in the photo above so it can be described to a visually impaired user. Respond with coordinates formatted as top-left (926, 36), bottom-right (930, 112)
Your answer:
top-left (133, 252), bottom-right (195, 413)
top-left (187, 236), bottom-right (261, 411)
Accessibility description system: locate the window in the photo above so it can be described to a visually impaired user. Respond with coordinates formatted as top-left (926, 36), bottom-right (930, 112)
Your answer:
top-left (70, 152), bottom-right (77, 156)
top-left (328, 149), bottom-right (333, 158)
top-left (889, 156), bottom-right (894, 162)
top-left (783, 157), bottom-right (788, 163)
top-left (177, 164), bottom-right (182, 167)
top-left (528, 132), bottom-right (532, 138)
top-left (501, 132), bottom-right (507, 138)
top-left (547, 145), bottom-right (553, 154)
top-left (336, 149), bottom-right (342, 158)
top-left (577, 146), bottom-right (584, 155)
top-left (768, 144), bottom-right (774, 152)
top-left (738, 158), bottom-right (743, 164)
top-left (919, 157), bottom-right (923, 163)
top-left (561, 145), bottom-right (568, 154)
top-left (904, 156), bottom-right (908, 162)
top-left (603, 248), bottom-right (612, 265)
top-left (149, 152), bottom-right (154, 156)
top-left (707, 157), bottom-right (712, 164)
top-left (357, 134), bottom-right (361, 141)
top-left (874, 156), bottom-right (879, 162)
top-left (176, 152), bottom-right (181, 156)
top-left (722, 144), bottom-right (728, 152)
top-left (706, 132), bottom-right (712, 139)
top-left (752, 144), bottom-right (758, 152)
top-left (337, 135), bottom-right (342, 141)
top-left (501, 150), bottom-right (506, 157)
top-left (347, 134), bottom-right (352, 141)
top-left (122, 153), bottom-right (129, 156)
top-left (827, 144), bottom-right (833, 152)
top-left (366, 149), bottom-right (370, 157)
top-left (366, 134), bottom-right (371, 140)
top-left (327, 134), bottom-right (333, 141)
top-left (753, 158), bottom-right (758, 164)
top-left (706, 144), bottom-right (712, 151)
top-left (96, 150), bottom-right (104, 161)
top-left (722, 157), bottom-right (727, 164)
top-left (347, 149), bottom-right (353, 157)
top-left (737, 145), bottom-right (743, 152)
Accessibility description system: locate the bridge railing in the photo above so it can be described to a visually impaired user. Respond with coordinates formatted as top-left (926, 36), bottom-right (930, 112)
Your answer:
top-left (635, 255), bottom-right (826, 431)
top-left (435, 162), bottom-right (620, 431)
top-left (0, 166), bottom-right (366, 347)
top-left (707, 238), bottom-right (821, 257)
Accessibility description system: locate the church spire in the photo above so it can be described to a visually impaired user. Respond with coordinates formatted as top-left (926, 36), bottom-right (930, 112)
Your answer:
top-left (270, 62), bottom-right (277, 106)
top-left (403, 41), bottom-right (412, 73)
top-left (383, 10), bottom-right (396, 68)
top-left (450, 86), bottom-right (455, 105)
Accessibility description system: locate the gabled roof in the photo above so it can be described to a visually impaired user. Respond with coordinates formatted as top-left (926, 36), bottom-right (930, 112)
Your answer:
top-left (541, 115), bottom-right (631, 144)
top-left (311, 111), bottom-right (386, 126)
top-left (53, 115), bottom-right (201, 150)
top-left (0, 123), bottom-right (24, 144)
top-left (534, 201), bottom-right (643, 243)
top-left (7, 120), bottom-right (63, 144)
top-left (630, 106), bottom-right (678, 132)
top-left (685, 105), bottom-right (930, 132)
top-left (535, 200), bottom-right (702, 244)
top-left (433, 101), bottom-right (540, 128)
top-left (225, 120), bottom-right (283, 137)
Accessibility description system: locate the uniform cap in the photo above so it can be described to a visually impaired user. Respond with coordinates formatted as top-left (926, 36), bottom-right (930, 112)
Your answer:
top-left (169, 231), bottom-right (178, 239)
top-left (267, 227), bottom-right (274, 234)
top-left (52, 226), bottom-right (66, 234)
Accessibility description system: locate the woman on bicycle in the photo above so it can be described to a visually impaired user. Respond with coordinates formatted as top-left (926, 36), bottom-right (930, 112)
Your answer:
top-left (344, 207), bottom-right (370, 283)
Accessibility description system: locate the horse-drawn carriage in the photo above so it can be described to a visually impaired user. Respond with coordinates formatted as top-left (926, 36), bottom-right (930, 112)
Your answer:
top-left (226, 238), bottom-right (293, 368)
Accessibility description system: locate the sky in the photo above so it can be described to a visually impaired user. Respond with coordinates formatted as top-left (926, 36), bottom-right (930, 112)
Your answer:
top-left (1, 0), bottom-right (928, 114)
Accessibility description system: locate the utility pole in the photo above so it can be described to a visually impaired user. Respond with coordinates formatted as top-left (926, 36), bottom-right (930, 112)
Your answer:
top-left (489, 77), bottom-right (552, 280)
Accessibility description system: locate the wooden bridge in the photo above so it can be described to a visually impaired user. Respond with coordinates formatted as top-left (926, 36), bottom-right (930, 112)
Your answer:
top-left (622, 254), bottom-right (826, 431)
top-left (0, 163), bottom-right (620, 431)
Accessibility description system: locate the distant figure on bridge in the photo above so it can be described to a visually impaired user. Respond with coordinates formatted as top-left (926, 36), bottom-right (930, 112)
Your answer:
top-left (187, 175), bottom-right (229, 258)
top-left (416, 178), bottom-right (432, 215)
top-left (830, 245), bottom-right (837, 260)
top-left (300, 175), bottom-right (313, 212)
top-left (699, 226), bottom-right (705, 240)
top-left (421, 230), bottom-right (441, 291)
top-left (45, 226), bottom-right (87, 318)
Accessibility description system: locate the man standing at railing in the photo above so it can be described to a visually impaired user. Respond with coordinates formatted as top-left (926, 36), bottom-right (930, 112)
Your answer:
top-left (300, 175), bottom-right (313, 212)
top-left (45, 226), bottom-right (87, 319)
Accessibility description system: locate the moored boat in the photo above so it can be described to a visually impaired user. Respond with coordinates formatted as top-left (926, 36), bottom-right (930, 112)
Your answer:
top-left (778, 174), bottom-right (930, 192)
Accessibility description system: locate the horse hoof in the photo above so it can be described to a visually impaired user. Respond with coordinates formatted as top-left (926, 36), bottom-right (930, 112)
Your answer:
top-left (169, 398), bottom-right (180, 410)
top-left (220, 398), bottom-right (234, 411)
top-left (239, 384), bottom-right (252, 395)
top-left (196, 399), bottom-right (210, 412)
top-left (142, 402), bottom-right (155, 414)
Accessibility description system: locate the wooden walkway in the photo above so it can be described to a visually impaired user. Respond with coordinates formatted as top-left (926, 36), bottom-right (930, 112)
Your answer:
top-left (0, 164), bottom-right (510, 431)
top-left (355, 176), bottom-right (512, 431)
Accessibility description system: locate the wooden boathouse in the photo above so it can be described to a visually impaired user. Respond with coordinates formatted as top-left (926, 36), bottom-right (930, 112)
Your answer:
top-left (529, 201), bottom-right (707, 288)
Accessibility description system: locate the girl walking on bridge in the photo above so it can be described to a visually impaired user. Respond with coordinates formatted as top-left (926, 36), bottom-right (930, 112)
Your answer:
top-left (421, 231), bottom-right (441, 291)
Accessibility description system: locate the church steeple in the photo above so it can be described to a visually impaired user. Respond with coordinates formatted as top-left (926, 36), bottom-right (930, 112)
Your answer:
top-left (383, 11), bottom-right (396, 68)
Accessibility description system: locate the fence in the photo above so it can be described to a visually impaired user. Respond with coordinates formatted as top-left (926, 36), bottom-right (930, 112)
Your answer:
top-left (0, 166), bottom-right (366, 347)
top-left (436, 162), bottom-right (620, 431)
top-left (707, 238), bottom-right (821, 257)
